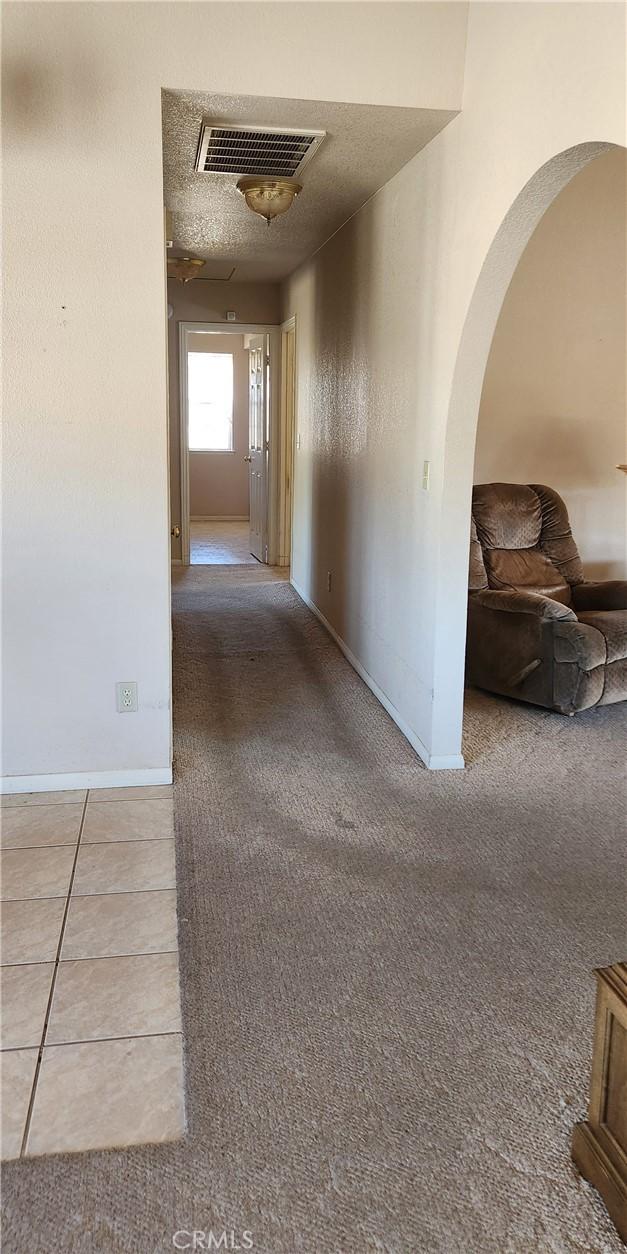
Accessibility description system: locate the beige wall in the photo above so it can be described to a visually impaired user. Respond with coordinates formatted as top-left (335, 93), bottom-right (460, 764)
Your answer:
top-left (6, 2), bottom-right (462, 785)
top-left (2, 1), bottom-right (625, 784)
top-left (475, 148), bottom-right (627, 579)
top-left (283, 4), bottom-right (625, 766)
top-left (167, 280), bottom-right (279, 559)
top-left (187, 333), bottom-right (249, 521)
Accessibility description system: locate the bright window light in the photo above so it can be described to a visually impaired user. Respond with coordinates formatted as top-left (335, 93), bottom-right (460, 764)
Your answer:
top-left (188, 352), bottom-right (234, 451)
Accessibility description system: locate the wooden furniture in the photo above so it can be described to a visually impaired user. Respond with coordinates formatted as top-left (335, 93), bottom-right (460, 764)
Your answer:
top-left (572, 963), bottom-right (627, 1243)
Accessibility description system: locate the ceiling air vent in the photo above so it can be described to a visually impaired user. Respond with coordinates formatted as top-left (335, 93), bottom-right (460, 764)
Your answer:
top-left (195, 124), bottom-right (326, 179)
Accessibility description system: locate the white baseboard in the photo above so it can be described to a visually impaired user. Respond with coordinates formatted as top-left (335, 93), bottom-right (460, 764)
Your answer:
top-left (0, 767), bottom-right (173, 795)
top-left (426, 752), bottom-right (465, 770)
top-left (190, 515), bottom-right (249, 522)
top-left (290, 579), bottom-right (464, 771)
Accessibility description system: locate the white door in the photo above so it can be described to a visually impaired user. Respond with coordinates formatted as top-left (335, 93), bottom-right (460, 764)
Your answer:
top-left (247, 335), bottom-right (267, 562)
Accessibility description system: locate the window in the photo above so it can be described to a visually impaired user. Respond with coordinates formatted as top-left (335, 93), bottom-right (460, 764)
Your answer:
top-left (187, 352), bottom-right (234, 451)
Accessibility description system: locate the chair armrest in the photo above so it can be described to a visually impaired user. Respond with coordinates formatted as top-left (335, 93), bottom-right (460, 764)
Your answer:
top-left (471, 588), bottom-right (577, 621)
top-left (467, 590), bottom-right (602, 704)
top-left (572, 581), bottom-right (627, 611)
top-left (552, 618), bottom-right (606, 670)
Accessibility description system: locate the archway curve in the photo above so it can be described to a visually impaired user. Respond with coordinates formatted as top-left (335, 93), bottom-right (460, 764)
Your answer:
top-left (431, 141), bottom-right (625, 763)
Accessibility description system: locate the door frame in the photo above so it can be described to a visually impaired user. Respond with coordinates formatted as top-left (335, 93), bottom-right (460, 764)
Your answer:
top-left (278, 316), bottom-right (297, 569)
top-left (244, 332), bottom-right (266, 563)
top-left (177, 321), bottom-right (280, 565)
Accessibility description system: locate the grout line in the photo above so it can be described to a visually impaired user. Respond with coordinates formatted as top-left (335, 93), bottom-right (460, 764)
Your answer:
top-left (0, 1044), bottom-right (41, 1055)
top-left (2, 894), bottom-right (68, 903)
top-left (1, 887), bottom-right (176, 905)
top-left (0, 798), bottom-right (88, 809)
top-left (1, 792), bottom-right (172, 810)
top-left (72, 882), bottom-right (175, 897)
top-left (2, 945), bottom-right (178, 969)
top-left (1, 792), bottom-right (171, 812)
top-left (19, 792), bottom-right (90, 1156)
top-left (1, 1028), bottom-right (180, 1054)
top-left (4, 885), bottom-right (176, 904)
top-left (42, 1030), bottom-right (183, 1050)
top-left (53, 948), bottom-right (178, 966)
top-left (39, 1023), bottom-right (183, 1053)
top-left (1, 962), bottom-right (58, 969)
top-left (38, 1027), bottom-right (183, 1050)
top-left (1, 840), bottom-right (81, 852)
top-left (79, 836), bottom-right (174, 846)
top-left (1, 835), bottom-right (173, 853)
top-left (86, 796), bottom-right (173, 805)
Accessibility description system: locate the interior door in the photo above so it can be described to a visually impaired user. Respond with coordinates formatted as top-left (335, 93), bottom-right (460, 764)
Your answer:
top-left (247, 335), bottom-right (267, 562)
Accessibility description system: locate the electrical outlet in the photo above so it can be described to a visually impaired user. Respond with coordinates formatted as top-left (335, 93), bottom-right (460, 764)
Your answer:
top-left (327, 571), bottom-right (332, 592)
top-left (116, 681), bottom-right (138, 713)
top-left (226, 310), bottom-right (236, 322)
top-left (422, 459), bottom-right (431, 491)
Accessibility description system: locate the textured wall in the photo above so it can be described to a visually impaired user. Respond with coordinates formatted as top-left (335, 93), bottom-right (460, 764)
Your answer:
top-left (474, 148), bottom-right (627, 579)
top-left (284, 3), bottom-right (626, 765)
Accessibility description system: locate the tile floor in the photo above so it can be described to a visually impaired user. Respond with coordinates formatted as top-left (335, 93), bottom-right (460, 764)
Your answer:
top-left (190, 518), bottom-right (258, 565)
top-left (0, 785), bottom-right (185, 1159)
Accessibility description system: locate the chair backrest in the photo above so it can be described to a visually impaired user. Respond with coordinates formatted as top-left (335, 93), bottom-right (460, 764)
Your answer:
top-left (469, 483), bottom-right (584, 603)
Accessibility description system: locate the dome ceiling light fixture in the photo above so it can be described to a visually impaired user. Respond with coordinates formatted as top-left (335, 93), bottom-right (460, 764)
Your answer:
top-left (167, 256), bottom-right (206, 284)
top-left (236, 176), bottom-right (302, 225)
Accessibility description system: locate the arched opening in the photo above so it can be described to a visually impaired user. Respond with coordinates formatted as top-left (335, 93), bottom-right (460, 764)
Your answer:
top-left (432, 141), bottom-right (626, 760)
top-left (474, 147), bottom-right (626, 581)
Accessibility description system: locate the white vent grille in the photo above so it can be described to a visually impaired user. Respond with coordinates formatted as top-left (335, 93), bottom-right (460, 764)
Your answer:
top-left (195, 124), bottom-right (325, 179)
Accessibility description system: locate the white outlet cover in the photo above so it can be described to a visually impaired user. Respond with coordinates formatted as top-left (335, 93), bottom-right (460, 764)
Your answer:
top-left (116, 681), bottom-right (138, 713)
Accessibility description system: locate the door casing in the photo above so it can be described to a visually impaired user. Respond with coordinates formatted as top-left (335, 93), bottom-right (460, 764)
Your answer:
top-left (278, 317), bottom-right (297, 569)
top-left (246, 334), bottom-right (266, 562)
top-left (177, 321), bottom-right (281, 565)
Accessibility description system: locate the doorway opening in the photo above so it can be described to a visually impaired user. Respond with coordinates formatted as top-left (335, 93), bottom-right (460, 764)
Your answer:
top-left (174, 322), bottom-right (295, 570)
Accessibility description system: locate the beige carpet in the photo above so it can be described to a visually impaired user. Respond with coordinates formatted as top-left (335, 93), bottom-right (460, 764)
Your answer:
top-left (2, 564), bottom-right (625, 1253)
top-left (189, 519), bottom-right (257, 565)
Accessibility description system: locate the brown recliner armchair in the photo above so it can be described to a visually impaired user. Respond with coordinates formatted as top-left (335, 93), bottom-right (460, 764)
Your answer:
top-left (466, 483), bottom-right (627, 714)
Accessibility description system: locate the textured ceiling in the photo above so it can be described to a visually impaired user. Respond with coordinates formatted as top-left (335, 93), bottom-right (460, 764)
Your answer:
top-left (162, 90), bottom-right (457, 284)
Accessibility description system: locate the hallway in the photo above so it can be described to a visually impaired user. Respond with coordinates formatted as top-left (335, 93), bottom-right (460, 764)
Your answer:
top-left (2, 563), bottom-right (624, 1252)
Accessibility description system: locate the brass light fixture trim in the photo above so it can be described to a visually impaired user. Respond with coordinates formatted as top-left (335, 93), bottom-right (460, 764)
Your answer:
top-left (236, 176), bottom-right (302, 225)
top-left (167, 256), bottom-right (206, 284)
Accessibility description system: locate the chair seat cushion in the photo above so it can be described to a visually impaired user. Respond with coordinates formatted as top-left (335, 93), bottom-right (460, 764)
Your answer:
top-left (577, 609), bottom-right (627, 664)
